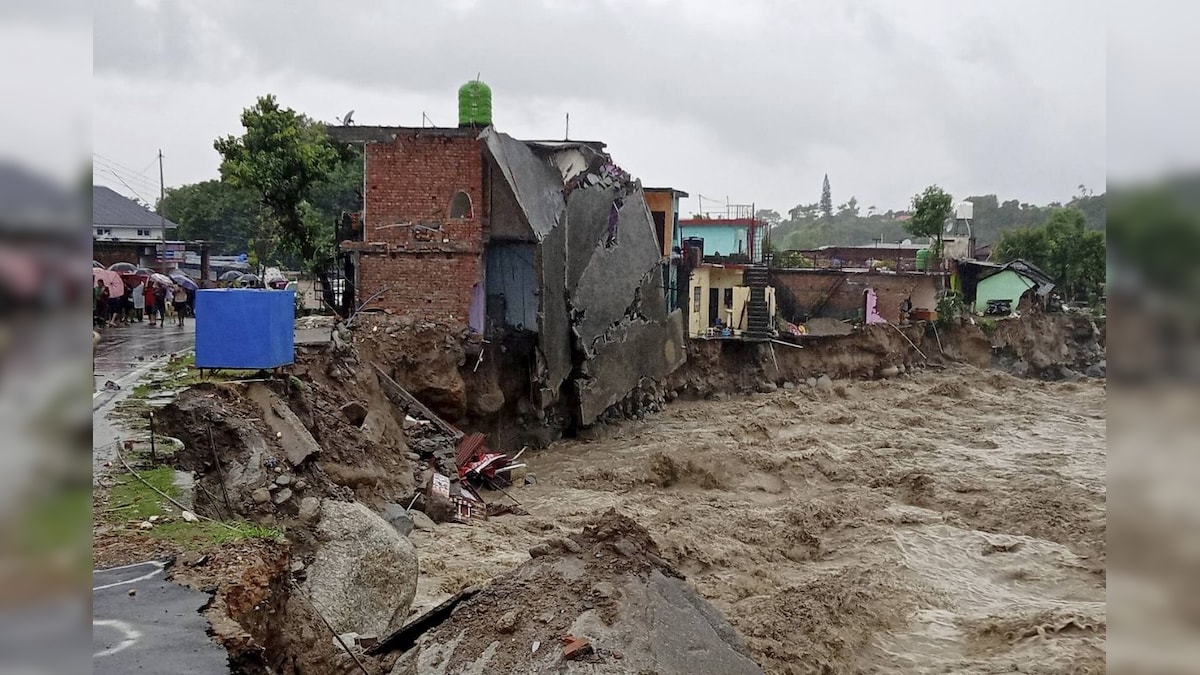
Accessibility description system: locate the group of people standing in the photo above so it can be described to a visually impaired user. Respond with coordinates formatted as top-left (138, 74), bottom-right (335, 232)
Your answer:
top-left (93, 278), bottom-right (190, 328)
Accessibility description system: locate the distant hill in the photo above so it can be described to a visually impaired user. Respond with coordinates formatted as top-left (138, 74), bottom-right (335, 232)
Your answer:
top-left (770, 192), bottom-right (1104, 250)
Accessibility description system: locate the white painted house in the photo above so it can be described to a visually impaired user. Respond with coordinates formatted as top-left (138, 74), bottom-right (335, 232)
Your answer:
top-left (92, 185), bottom-right (177, 242)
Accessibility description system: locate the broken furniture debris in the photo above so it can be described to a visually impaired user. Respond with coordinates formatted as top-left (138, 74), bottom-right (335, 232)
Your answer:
top-left (375, 363), bottom-right (526, 525)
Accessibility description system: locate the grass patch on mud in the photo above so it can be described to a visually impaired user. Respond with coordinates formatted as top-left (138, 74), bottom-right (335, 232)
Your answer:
top-left (99, 467), bottom-right (281, 549)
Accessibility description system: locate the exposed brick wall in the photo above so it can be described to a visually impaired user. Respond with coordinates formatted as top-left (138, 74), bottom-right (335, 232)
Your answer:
top-left (363, 131), bottom-right (485, 247)
top-left (358, 130), bottom-right (486, 323)
top-left (771, 269), bottom-right (940, 324)
top-left (357, 251), bottom-right (478, 322)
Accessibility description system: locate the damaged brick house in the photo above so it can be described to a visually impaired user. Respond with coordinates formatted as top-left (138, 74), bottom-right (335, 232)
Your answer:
top-left (330, 107), bottom-right (685, 429)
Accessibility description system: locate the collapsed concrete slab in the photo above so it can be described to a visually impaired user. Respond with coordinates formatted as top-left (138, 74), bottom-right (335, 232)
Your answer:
top-left (482, 129), bottom-right (686, 427)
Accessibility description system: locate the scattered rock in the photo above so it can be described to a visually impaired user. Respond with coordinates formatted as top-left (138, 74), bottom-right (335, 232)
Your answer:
top-left (816, 375), bottom-right (834, 392)
top-left (275, 474), bottom-right (293, 487)
top-left (299, 497), bottom-right (320, 524)
top-left (405, 452), bottom-right (421, 462)
top-left (782, 381), bottom-right (796, 391)
top-left (381, 503), bottom-right (415, 537)
top-left (148, 515), bottom-right (160, 523)
top-left (340, 401), bottom-right (369, 427)
top-left (273, 488), bottom-right (293, 505)
top-left (496, 609), bottom-right (521, 634)
top-left (128, 588), bottom-right (136, 597)
top-left (878, 365), bottom-right (900, 378)
top-left (181, 511), bottom-right (199, 523)
top-left (138, 521), bottom-right (154, 530)
top-left (410, 510), bottom-right (436, 531)
top-left (756, 381), bottom-right (778, 394)
top-left (252, 488), bottom-right (271, 504)
top-left (806, 377), bottom-right (818, 388)
top-left (295, 479), bottom-right (308, 491)
top-left (304, 499), bottom-right (419, 636)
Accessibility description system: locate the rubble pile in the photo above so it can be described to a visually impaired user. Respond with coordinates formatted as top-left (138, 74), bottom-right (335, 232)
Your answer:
top-left (378, 510), bottom-right (763, 675)
top-left (593, 378), bottom-right (668, 425)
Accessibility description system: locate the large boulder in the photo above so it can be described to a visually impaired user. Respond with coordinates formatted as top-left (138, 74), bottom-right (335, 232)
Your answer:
top-left (304, 499), bottom-right (418, 636)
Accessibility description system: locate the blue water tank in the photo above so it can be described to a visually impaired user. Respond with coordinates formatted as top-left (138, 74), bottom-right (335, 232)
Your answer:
top-left (195, 289), bottom-right (295, 370)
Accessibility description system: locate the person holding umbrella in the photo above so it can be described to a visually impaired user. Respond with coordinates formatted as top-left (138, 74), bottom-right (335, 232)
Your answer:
top-left (144, 281), bottom-right (158, 326)
top-left (171, 283), bottom-right (188, 326)
top-left (154, 281), bottom-right (169, 326)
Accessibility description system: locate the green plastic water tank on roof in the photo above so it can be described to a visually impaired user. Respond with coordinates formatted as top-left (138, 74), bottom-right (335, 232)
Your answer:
top-left (458, 80), bottom-right (492, 127)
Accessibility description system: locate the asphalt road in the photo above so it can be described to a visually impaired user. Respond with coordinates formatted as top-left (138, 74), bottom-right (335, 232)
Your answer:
top-left (92, 562), bottom-right (230, 673)
top-left (93, 319), bottom-right (196, 383)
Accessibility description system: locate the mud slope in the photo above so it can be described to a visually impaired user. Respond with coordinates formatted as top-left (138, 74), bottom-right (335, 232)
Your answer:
top-left (409, 366), bottom-right (1106, 674)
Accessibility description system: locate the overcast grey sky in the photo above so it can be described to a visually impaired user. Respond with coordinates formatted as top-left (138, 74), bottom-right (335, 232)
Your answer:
top-left (91, 0), bottom-right (1109, 216)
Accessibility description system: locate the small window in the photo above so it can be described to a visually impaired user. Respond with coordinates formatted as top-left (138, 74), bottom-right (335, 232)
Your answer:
top-left (693, 286), bottom-right (701, 313)
top-left (723, 288), bottom-right (734, 309)
top-left (449, 191), bottom-right (473, 219)
top-left (136, 229), bottom-right (151, 237)
top-left (96, 228), bottom-right (111, 236)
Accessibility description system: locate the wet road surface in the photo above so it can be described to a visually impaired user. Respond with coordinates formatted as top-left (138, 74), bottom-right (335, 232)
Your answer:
top-left (93, 319), bottom-right (195, 382)
top-left (93, 562), bottom-right (229, 674)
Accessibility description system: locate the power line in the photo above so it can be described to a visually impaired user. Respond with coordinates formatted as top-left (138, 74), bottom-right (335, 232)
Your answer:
top-left (93, 152), bottom-right (159, 182)
top-left (93, 158), bottom-right (160, 194)
top-left (98, 168), bottom-right (150, 205)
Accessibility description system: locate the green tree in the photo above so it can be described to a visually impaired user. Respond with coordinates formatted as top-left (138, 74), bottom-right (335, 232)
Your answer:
top-left (755, 209), bottom-right (782, 226)
top-left (820, 174), bottom-right (833, 219)
top-left (994, 207), bottom-right (1107, 301)
top-left (158, 180), bottom-right (263, 255)
top-left (214, 95), bottom-right (354, 307)
top-left (904, 185), bottom-right (954, 259)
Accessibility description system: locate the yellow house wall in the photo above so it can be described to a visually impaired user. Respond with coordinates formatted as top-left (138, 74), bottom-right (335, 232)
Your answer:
top-left (687, 266), bottom-right (777, 337)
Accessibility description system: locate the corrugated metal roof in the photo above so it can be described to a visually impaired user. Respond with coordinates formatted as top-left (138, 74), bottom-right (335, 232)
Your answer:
top-left (455, 432), bottom-right (489, 470)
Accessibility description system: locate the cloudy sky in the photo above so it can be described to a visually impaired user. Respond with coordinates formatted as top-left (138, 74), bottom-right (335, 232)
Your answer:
top-left (89, 0), bottom-right (1110, 216)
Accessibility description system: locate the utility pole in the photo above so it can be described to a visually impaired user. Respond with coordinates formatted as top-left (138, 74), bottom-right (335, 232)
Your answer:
top-left (564, 113), bottom-right (570, 141)
top-left (158, 149), bottom-right (166, 272)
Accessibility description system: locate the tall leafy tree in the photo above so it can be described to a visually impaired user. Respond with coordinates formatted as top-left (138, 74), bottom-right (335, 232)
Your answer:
top-left (158, 180), bottom-right (263, 256)
top-left (819, 174), bottom-right (833, 219)
top-left (994, 207), bottom-right (1106, 301)
top-left (214, 95), bottom-right (354, 307)
top-left (904, 185), bottom-right (954, 259)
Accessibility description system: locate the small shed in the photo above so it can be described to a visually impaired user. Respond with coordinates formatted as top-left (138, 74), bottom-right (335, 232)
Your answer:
top-left (972, 260), bottom-right (1056, 315)
top-left (195, 289), bottom-right (295, 370)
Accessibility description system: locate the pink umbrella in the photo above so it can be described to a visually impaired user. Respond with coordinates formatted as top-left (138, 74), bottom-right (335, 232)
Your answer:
top-left (92, 268), bottom-right (125, 296)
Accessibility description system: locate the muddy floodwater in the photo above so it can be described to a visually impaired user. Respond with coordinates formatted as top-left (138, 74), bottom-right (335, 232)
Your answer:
top-left (409, 365), bottom-right (1106, 674)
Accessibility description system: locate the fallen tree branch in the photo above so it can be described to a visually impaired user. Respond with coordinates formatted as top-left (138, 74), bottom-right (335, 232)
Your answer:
top-left (345, 285), bottom-right (390, 328)
top-left (889, 322), bottom-right (928, 361)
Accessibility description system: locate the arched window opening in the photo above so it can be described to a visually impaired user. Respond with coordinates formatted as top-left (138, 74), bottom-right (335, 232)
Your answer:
top-left (449, 191), bottom-right (473, 219)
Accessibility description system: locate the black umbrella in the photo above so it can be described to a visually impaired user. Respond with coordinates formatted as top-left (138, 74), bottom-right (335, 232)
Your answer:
top-left (135, 267), bottom-right (154, 277)
top-left (218, 270), bottom-right (242, 282)
top-left (108, 262), bottom-right (137, 273)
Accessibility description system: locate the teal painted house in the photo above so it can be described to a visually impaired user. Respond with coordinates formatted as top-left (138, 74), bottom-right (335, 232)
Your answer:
top-left (680, 217), bottom-right (760, 260)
